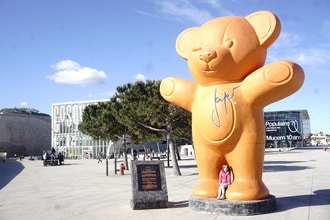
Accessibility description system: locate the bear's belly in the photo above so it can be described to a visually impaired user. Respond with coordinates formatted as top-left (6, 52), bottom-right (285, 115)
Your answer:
top-left (193, 88), bottom-right (236, 142)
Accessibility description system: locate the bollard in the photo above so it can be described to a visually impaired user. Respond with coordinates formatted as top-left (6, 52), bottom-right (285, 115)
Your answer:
top-left (114, 157), bottom-right (117, 175)
top-left (106, 159), bottom-right (108, 176)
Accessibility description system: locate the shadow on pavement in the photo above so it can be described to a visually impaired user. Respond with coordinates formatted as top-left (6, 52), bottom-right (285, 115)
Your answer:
top-left (263, 159), bottom-right (314, 172)
top-left (167, 189), bottom-right (330, 211)
top-left (263, 164), bottom-right (312, 172)
top-left (42, 162), bottom-right (82, 166)
top-left (0, 159), bottom-right (24, 189)
top-left (168, 200), bottom-right (189, 208)
top-left (276, 189), bottom-right (330, 212)
top-left (168, 189), bottom-right (330, 211)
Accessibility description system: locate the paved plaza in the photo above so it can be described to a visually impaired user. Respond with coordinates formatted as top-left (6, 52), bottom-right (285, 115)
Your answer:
top-left (0, 147), bottom-right (329, 220)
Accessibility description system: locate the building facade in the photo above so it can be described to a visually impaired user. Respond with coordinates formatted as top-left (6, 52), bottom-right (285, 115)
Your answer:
top-left (51, 100), bottom-right (111, 159)
top-left (51, 101), bottom-right (312, 160)
top-left (264, 110), bottom-right (310, 148)
top-left (0, 108), bottom-right (51, 157)
top-left (310, 131), bottom-right (330, 145)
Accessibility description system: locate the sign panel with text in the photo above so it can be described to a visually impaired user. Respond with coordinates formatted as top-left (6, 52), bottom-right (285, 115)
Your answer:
top-left (131, 160), bottom-right (168, 209)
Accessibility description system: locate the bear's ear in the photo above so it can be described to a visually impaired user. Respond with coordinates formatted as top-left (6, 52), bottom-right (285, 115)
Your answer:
top-left (176, 27), bottom-right (199, 59)
top-left (245, 11), bottom-right (281, 48)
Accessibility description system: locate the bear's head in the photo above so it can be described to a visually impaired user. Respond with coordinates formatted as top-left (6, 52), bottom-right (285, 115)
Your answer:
top-left (176, 11), bottom-right (281, 86)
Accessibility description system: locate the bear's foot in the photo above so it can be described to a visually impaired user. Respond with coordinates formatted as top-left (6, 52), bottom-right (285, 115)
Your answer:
top-left (193, 179), bottom-right (219, 198)
top-left (226, 180), bottom-right (269, 201)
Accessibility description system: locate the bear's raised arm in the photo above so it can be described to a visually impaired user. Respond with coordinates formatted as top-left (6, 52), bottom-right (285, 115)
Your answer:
top-left (160, 77), bottom-right (196, 112)
top-left (241, 60), bottom-right (304, 107)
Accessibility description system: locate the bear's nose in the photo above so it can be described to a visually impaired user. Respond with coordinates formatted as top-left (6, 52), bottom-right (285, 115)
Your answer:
top-left (199, 50), bottom-right (217, 63)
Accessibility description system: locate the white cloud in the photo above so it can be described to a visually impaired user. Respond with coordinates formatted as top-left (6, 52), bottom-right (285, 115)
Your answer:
top-left (51, 59), bottom-right (81, 70)
top-left (294, 48), bottom-right (330, 66)
top-left (138, 1), bottom-right (233, 26)
top-left (136, 73), bottom-right (147, 81)
top-left (272, 31), bottom-right (302, 48)
top-left (155, 0), bottom-right (213, 25)
top-left (201, 0), bottom-right (234, 16)
top-left (86, 91), bottom-right (114, 99)
top-left (268, 30), bottom-right (330, 69)
top-left (203, 0), bottom-right (221, 8)
top-left (20, 101), bottom-right (28, 106)
top-left (47, 59), bottom-right (107, 86)
top-left (268, 46), bottom-right (330, 69)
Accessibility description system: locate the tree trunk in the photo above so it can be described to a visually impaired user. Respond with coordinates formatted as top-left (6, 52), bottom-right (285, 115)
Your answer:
top-left (175, 143), bottom-right (181, 160)
top-left (157, 142), bottom-right (161, 160)
top-left (167, 124), bottom-right (181, 176)
top-left (122, 135), bottom-right (129, 170)
top-left (166, 140), bottom-right (170, 167)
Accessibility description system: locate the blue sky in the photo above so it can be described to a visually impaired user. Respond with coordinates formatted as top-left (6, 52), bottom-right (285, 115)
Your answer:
top-left (0, 0), bottom-right (329, 134)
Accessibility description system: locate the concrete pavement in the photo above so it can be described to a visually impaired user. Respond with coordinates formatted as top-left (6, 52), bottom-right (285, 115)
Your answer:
top-left (0, 147), bottom-right (329, 220)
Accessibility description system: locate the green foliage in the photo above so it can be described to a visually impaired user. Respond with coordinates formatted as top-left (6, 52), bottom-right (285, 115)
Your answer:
top-left (111, 80), bottom-right (191, 143)
top-left (78, 80), bottom-right (191, 144)
top-left (78, 102), bottom-right (126, 141)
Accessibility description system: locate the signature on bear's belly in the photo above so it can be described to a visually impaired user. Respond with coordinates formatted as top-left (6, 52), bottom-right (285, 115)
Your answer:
top-left (211, 86), bottom-right (240, 128)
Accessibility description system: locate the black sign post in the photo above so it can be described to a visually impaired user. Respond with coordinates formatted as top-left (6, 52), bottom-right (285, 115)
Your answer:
top-left (130, 160), bottom-right (168, 209)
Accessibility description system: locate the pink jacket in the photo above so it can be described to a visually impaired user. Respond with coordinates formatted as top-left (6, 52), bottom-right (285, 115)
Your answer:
top-left (219, 170), bottom-right (231, 184)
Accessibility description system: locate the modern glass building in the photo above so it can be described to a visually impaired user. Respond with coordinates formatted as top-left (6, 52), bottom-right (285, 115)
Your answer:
top-left (51, 100), bottom-right (110, 159)
top-left (264, 110), bottom-right (310, 148)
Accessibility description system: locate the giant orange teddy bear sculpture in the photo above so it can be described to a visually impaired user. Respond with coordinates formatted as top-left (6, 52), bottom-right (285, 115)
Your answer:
top-left (160, 11), bottom-right (304, 200)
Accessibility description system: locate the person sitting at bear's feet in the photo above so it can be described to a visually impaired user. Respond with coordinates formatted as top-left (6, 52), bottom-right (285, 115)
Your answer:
top-left (217, 164), bottom-right (232, 200)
